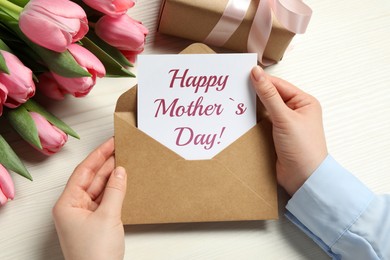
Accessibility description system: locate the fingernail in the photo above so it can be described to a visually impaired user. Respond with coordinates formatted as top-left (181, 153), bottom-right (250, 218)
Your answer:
top-left (251, 66), bottom-right (264, 82)
top-left (114, 167), bottom-right (126, 179)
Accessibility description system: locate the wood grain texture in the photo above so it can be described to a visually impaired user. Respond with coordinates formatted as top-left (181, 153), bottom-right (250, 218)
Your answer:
top-left (1, 0), bottom-right (389, 259)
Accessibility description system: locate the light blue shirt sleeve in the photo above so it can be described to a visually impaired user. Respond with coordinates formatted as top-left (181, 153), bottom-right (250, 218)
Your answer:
top-left (285, 155), bottom-right (390, 260)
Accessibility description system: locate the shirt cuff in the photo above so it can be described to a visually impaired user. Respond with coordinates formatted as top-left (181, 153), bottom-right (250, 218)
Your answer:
top-left (285, 155), bottom-right (374, 248)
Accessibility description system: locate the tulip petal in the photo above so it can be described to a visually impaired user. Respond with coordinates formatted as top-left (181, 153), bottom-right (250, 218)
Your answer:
top-left (129, 17), bottom-right (149, 35)
top-left (0, 83), bottom-right (8, 116)
top-left (0, 51), bottom-right (35, 108)
top-left (19, 13), bottom-right (70, 52)
top-left (23, 99), bottom-right (79, 139)
top-left (73, 17), bottom-right (88, 42)
top-left (113, 0), bottom-right (135, 11)
top-left (39, 12), bottom-right (87, 43)
top-left (83, 0), bottom-right (134, 16)
top-left (53, 73), bottom-right (95, 98)
top-left (0, 164), bottom-right (15, 200)
top-left (29, 112), bottom-right (68, 156)
top-left (95, 14), bottom-right (147, 51)
top-left (0, 190), bottom-right (7, 205)
top-left (19, 0), bottom-right (88, 52)
top-left (27, 0), bottom-right (87, 19)
top-left (68, 44), bottom-right (106, 77)
top-left (46, 14), bottom-right (81, 36)
top-left (36, 72), bottom-right (65, 100)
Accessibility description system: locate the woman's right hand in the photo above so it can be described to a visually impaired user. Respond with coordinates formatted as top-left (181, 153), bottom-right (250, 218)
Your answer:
top-left (251, 66), bottom-right (328, 195)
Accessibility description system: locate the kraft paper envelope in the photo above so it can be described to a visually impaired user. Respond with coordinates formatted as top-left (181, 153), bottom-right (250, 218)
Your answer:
top-left (115, 43), bottom-right (278, 225)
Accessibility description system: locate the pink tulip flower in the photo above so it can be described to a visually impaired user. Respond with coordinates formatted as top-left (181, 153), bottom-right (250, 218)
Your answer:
top-left (36, 72), bottom-right (66, 100)
top-left (0, 83), bottom-right (8, 116)
top-left (95, 14), bottom-right (148, 56)
top-left (82, 0), bottom-right (135, 17)
top-left (0, 51), bottom-right (35, 109)
top-left (29, 112), bottom-right (68, 156)
top-left (0, 164), bottom-right (15, 206)
top-left (51, 44), bottom-right (106, 97)
top-left (19, 0), bottom-right (88, 52)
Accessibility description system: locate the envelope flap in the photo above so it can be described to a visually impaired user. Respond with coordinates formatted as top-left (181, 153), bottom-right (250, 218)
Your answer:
top-left (122, 154), bottom-right (277, 224)
top-left (214, 120), bottom-right (277, 205)
top-left (115, 85), bottom-right (137, 113)
top-left (179, 43), bottom-right (215, 54)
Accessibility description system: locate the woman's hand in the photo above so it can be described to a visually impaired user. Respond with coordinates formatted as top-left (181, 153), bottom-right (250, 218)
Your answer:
top-left (52, 138), bottom-right (127, 260)
top-left (251, 66), bottom-right (328, 195)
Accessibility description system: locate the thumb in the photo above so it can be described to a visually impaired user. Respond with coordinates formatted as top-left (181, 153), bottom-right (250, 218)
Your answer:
top-left (251, 66), bottom-right (287, 120)
top-left (99, 166), bottom-right (127, 217)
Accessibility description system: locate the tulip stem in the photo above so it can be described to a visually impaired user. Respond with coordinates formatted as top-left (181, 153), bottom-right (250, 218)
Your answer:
top-left (0, 0), bottom-right (23, 15)
top-left (7, 0), bottom-right (28, 7)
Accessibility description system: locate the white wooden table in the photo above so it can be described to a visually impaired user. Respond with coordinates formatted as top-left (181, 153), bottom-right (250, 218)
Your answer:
top-left (1, 0), bottom-right (389, 259)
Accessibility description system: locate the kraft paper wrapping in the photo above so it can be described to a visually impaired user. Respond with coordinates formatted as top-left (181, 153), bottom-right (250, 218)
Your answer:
top-left (158, 0), bottom-right (295, 62)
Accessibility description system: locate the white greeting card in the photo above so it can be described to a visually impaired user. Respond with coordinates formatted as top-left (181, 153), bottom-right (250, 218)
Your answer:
top-left (137, 53), bottom-right (257, 160)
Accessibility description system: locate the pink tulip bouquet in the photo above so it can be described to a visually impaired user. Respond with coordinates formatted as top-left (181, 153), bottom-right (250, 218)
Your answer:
top-left (0, 0), bottom-right (148, 206)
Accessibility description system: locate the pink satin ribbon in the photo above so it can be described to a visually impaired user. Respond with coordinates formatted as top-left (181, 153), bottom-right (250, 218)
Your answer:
top-left (204, 0), bottom-right (312, 65)
top-left (204, 0), bottom-right (251, 46)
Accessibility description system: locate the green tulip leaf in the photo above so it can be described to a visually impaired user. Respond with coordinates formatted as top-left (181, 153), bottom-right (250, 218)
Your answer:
top-left (7, 105), bottom-right (42, 149)
top-left (0, 38), bottom-right (12, 52)
top-left (0, 135), bottom-right (33, 181)
top-left (81, 32), bottom-right (135, 78)
top-left (30, 44), bottom-right (92, 78)
top-left (23, 100), bottom-right (80, 139)
top-left (7, 0), bottom-right (29, 8)
top-left (0, 51), bottom-right (9, 74)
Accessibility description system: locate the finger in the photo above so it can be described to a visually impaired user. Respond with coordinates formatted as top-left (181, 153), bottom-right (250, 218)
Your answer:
top-left (270, 76), bottom-right (316, 111)
top-left (66, 137), bottom-right (115, 191)
top-left (97, 167), bottom-right (127, 217)
top-left (251, 66), bottom-right (288, 119)
top-left (269, 76), bottom-right (302, 102)
top-left (86, 156), bottom-right (115, 201)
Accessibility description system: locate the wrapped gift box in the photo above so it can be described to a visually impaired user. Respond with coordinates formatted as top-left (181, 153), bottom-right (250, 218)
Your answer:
top-left (158, 0), bottom-right (297, 63)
